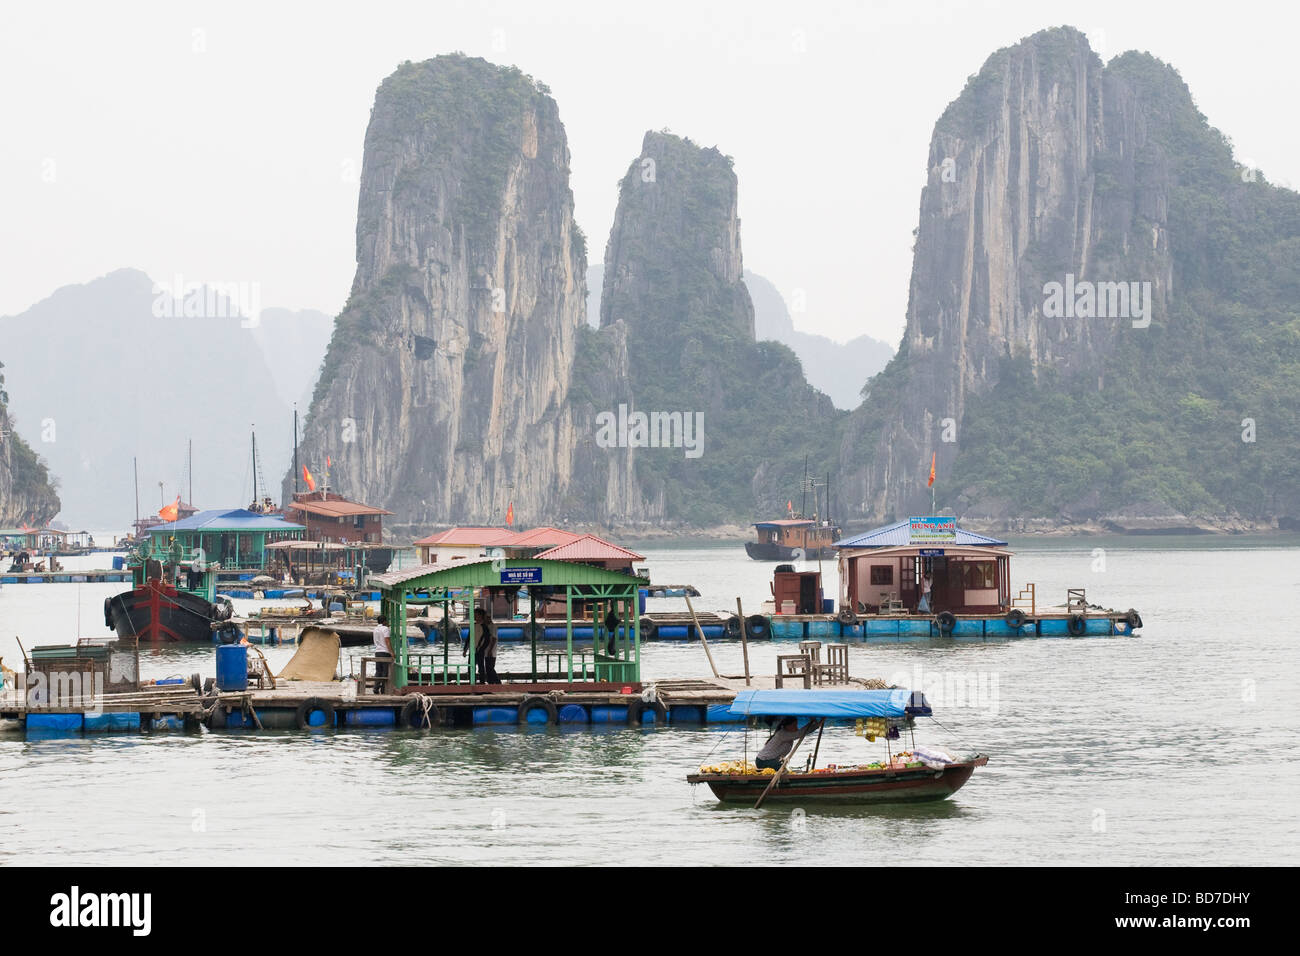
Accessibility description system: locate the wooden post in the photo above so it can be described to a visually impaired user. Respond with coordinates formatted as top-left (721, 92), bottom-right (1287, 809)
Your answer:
top-left (736, 597), bottom-right (751, 686)
top-left (684, 594), bottom-right (719, 679)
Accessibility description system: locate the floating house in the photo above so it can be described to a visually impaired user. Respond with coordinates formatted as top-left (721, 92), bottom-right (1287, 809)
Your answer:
top-left (413, 527), bottom-right (520, 565)
top-left (535, 533), bottom-right (645, 574)
top-left (761, 516), bottom-right (1144, 641)
top-left (373, 557), bottom-right (646, 691)
top-left (282, 490), bottom-right (395, 573)
top-left (144, 508), bottom-right (305, 570)
top-left (836, 519), bottom-right (1011, 615)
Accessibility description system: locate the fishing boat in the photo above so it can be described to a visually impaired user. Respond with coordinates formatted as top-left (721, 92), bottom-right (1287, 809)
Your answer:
top-left (746, 465), bottom-right (840, 561)
top-left (687, 688), bottom-right (987, 806)
top-left (104, 548), bottom-right (234, 643)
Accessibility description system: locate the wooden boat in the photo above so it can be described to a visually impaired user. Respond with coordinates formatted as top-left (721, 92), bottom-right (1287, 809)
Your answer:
top-left (689, 755), bottom-right (988, 804)
top-left (745, 519), bottom-right (841, 561)
top-left (687, 688), bottom-right (987, 807)
top-left (105, 556), bottom-right (233, 643)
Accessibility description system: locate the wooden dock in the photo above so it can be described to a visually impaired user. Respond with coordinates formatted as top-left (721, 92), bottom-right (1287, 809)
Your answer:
top-left (1, 671), bottom-right (885, 735)
top-left (1, 569), bottom-right (134, 584)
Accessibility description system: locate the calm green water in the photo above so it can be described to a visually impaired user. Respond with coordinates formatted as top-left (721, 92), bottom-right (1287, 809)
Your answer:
top-left (2, 537), bottom-right (1297, 865)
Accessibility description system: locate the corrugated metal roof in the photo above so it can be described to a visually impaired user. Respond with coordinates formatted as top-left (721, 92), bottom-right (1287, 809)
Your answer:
top-left (534, 534), bottom-right (645, 562)
top-left (833, 519), bottom-right (1008, 548)
top-left (289, 499), bottom-right (393, 517)
top-left (146, 509), bottom-right (306, 533)
top-left (412, 527), bottom-right (519, 547)
top-left (510, 526), bottom-right (582, 547)
top-left (371, 557), bottom-right (646, 590)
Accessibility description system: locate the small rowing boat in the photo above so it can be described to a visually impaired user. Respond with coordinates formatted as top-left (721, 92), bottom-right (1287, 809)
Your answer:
top-left (686, 688), bottom-right (988, 806)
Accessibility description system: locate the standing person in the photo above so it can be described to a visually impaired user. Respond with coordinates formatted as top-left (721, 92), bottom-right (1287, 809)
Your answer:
top-left (604, 607), bottom-right (620, 655)
top-left (918, 567), bottom-right (934, 613)
top-left (468, 607), bottom-right (499, 685)
top-left (372, 614), bottom-right (392, 692)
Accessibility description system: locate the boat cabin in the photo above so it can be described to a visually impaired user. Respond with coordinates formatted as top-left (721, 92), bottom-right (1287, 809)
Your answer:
top-left (285, 491), bottom-right (392, 545)
top-left (372, 557), bottom-right (648, 691)
top-left (145, 508), bottom-right (306, 570)
top-left (835, 519), bottom-right (1011, 615)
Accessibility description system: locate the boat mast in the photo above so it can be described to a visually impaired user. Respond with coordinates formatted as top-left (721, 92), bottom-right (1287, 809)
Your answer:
top-left (188, 438), bottom-right (193, 508)
top-left (293, 405), bottom-right (299, 498)
top-left (251, 427), bottom-right (257, 507)
top-left (133, 456), bottom-right (139, 533)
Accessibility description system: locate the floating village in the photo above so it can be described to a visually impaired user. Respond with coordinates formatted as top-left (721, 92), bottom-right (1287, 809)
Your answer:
top-left (0, 451), bottom-right (1147, 807)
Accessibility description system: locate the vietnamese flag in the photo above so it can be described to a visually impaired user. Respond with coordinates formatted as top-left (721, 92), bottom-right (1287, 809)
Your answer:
top-left (159, 496), bottom-right (180, 521)
top-left (787, 500), bottom-right (793, 513)
top-left (927, 452), bottom-right (936, 488)
top-left (302, 465), bottom-right (316, 491)
top-left (505, 501), bottom-right (514, 526)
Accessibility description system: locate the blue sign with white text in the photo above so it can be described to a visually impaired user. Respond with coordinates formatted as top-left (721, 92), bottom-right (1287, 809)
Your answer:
top-left (500, 567), bottom-right (543, 585)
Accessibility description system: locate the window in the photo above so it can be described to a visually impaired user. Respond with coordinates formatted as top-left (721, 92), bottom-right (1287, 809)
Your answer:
top-left (962, 561), bottom-right (996, 589)
top-left (869, 565), bottom-right (893, 585)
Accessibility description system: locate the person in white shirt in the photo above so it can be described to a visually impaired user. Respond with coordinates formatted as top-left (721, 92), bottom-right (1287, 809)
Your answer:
top-left (373, 615), bottom-right (392, 690)
top-left (918, 570), bottom-right (934, 613)
top-left (756, 716), bottom-right (809, 770)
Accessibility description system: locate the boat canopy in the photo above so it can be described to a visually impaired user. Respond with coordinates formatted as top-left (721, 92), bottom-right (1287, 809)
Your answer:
top-left (728, 688), bottom-right (931, 719)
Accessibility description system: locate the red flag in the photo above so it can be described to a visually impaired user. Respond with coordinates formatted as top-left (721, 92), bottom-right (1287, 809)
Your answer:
top-left (302, 465), bottom-right (316, 491)
top-left (506, 501), bottom-right (514, 526)
top-left (787, 500), bottom-right (793, 513)
top-left (927, 452), bottom-right (936, 488)
top-left (159, 495), bottom-right (180, 521)
top-left (326, 455), bottom-right (332, 468)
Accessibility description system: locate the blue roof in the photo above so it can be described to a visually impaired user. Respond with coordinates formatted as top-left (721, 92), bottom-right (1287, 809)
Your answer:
top-left (146, 509), bottom-right (305, 534)
top-left (833, 519), bottom-right (1007, 548)
top-left (728, 689), bottom-right (931, 719)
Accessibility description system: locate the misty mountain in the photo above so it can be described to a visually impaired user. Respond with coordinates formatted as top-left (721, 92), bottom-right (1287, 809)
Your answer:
top-left (0, 269), bottom-right (331, 528)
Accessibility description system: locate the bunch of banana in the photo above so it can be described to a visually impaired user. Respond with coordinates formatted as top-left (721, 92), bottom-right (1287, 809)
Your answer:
top-left (855, 717), bottom-right (889, 741)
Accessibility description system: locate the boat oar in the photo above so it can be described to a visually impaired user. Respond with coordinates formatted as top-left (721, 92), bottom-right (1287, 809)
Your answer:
top-left (684, 595), bottom-right (720, 680)
top-left (754, 718), bottom-right (824, 809)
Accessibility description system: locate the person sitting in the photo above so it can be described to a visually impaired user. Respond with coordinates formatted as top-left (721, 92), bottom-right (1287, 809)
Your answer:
top-left (755, 716), bottom-right (808, 770)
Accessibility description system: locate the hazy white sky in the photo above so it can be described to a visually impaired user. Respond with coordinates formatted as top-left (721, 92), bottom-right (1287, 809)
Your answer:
top-left (1, 0), bottom-right (1296, 347)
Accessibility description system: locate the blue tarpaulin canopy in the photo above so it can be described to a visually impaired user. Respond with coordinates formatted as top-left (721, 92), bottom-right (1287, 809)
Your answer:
top-left (728, 688), bottom-right (930, 719)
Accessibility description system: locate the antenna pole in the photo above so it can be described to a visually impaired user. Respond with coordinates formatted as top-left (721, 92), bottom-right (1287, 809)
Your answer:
top-left (293, 405), bottom-right (300, 497)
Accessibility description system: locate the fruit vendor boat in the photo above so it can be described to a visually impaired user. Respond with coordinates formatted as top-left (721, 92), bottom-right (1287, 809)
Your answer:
top-left (687, 688), bottom-right (988, 806)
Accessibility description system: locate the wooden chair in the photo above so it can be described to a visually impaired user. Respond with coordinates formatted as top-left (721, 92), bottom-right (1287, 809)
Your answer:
top-left (798, 641), bottom-right (822, 664)
top-left (358, 656), bottom-right (390, 695)
top-left (814, 643), bottom-right (849, 686)
top-left (775, 654), bottom-right (812, 689)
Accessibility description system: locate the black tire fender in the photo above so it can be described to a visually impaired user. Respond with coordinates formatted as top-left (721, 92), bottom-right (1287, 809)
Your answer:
top-left (401, 697), bottom-right (440, 729)
top-left (639, 617), bottom-right (658, 641)
top-left (1125, 608), bottom-right (1143, 630)
top-left (295, 697), bottom-right (335, 730)
top-left (744, 614), bottom-right (770, 640)
top-left (936, 611), bottom-right (957, 634)
top-left (725, 616), bottom-right (742, 638)
top-left (837, 608), bottom-right (858, 625)
top-left (517, 696), bottom-right (558, 725)
top-left (1005, 608), bottom-right (1026, 629)
top-left (626, 699), bottom-right (667, 726)
top-left (103, 596), bottom-right (114, 630)
top-left (1068, 613), bottom-right (1088, 636)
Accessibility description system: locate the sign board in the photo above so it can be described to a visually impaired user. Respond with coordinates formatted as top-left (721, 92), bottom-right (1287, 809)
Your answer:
top-left (908, 516), bottom-right (956, 543)
top-left (918, 548), bottom-right (945, 557)
top-left (499, 566), bottom-right (543, 585)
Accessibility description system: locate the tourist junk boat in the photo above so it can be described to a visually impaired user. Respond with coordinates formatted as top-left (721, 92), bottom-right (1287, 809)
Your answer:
top-left (104, 546), bottom-right (235, 643)
top-left (688, 688), bottom-right (988, 806)
top-left (745, 517), bottom-right (841, 561)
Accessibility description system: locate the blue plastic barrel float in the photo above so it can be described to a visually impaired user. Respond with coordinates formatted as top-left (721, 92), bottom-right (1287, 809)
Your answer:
top-left (215, 644), bottom-right (248, 691)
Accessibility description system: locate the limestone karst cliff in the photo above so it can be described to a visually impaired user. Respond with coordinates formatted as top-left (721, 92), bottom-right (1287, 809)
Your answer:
top-left (0, 363), bottom-right (60, 526)
top-left (600, 131), bottom-right (843, 524)
top-left (293, 56), bottom-right (607, 534)
top-left (840, 26), bottom-right (1300, 529)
